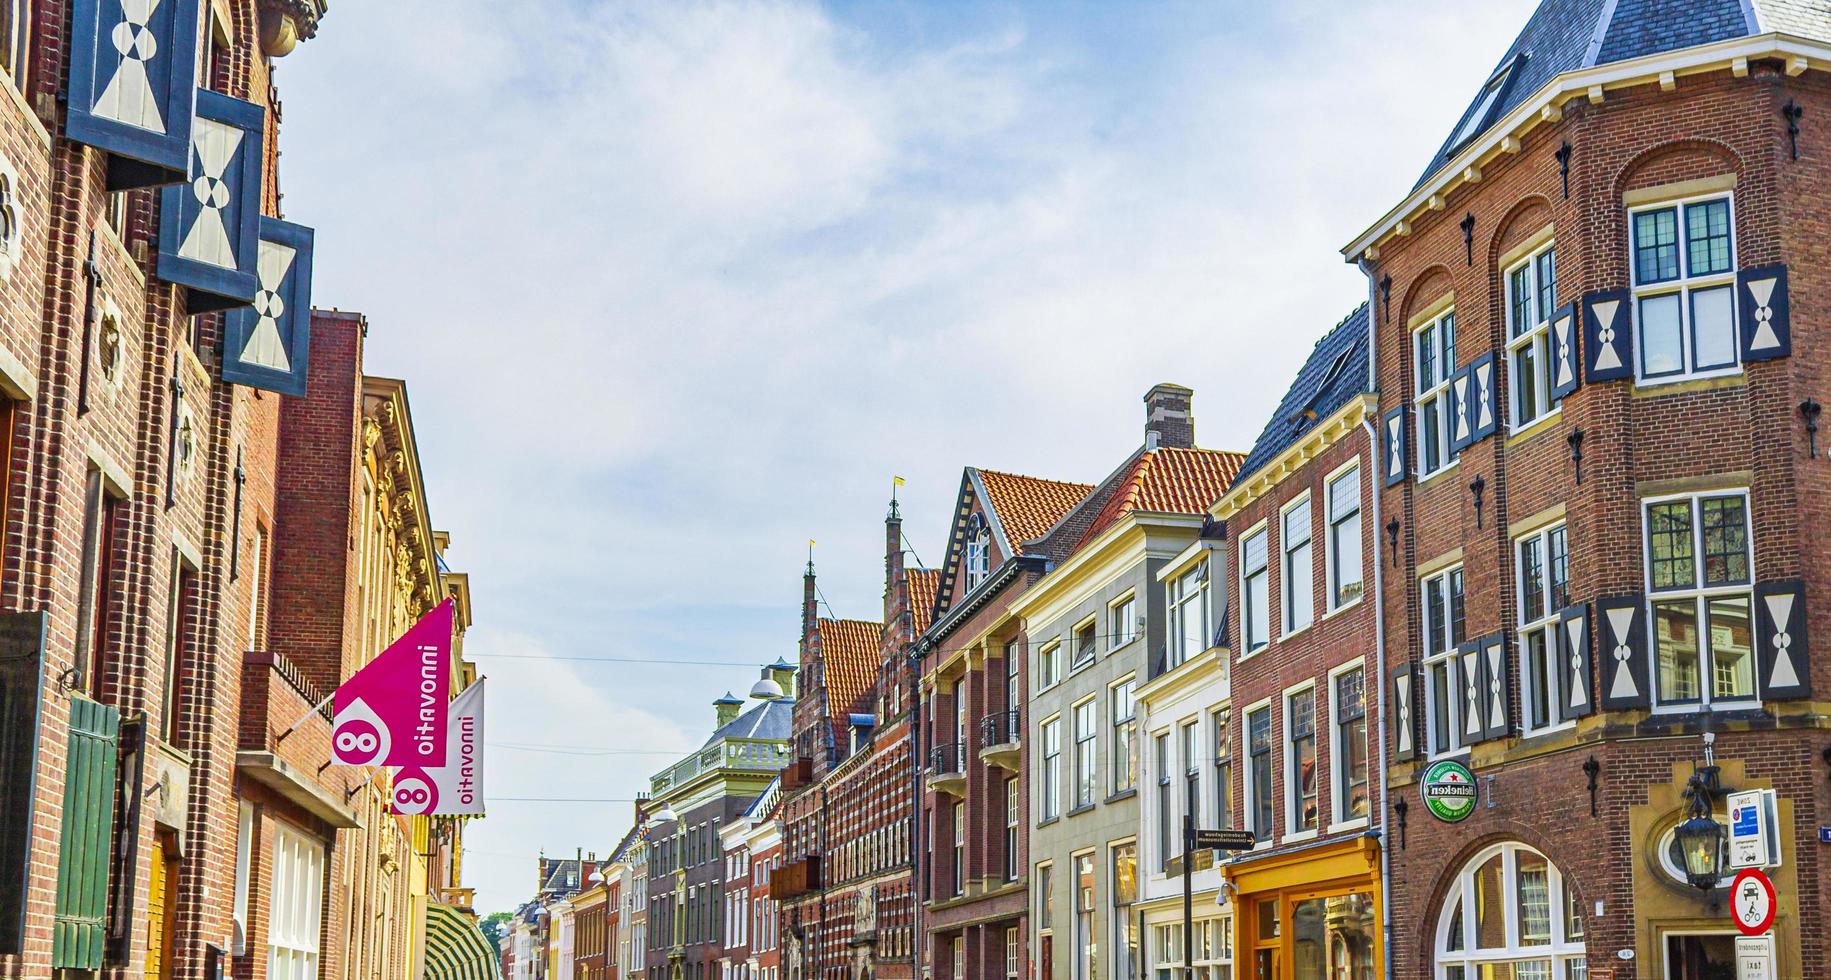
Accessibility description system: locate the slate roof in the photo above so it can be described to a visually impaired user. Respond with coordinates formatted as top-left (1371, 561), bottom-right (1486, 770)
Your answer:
top-left (976, 469), bottom-right (1095, 554)
top-left (1230, 304), bottom-right (1370, 491)
top-left (700, 695), bottom-right (792, 748)
top-left (906, 568), bottom-right (941, 635)
top-left (1417, 0), bottom-right (1831, 189)
top-left (1075, 447), bottom-right (1247, 548)
top-left (817, 617), bottom-right (883, 718)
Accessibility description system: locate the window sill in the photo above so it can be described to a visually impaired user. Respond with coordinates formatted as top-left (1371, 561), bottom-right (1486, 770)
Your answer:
top-left (1504, 407), bottom-right (1563, 447)
top-left (1236, 645), bottom-right (1269, 664)
top-left (1517, 720), bottom-right (1577, 741)
top-left (1320, 596), bottom-right (1364, 623)
top-left (1105, 788), bottom-right (1138, 805)
top-left (1325, 817), bottom-right (1370, 835)
top-left (1036, 816), bottom-right (1060, 828)
top-left (1415, 459), bottom-right (1461, 489)
top-left (1630, 370), bottom-right (1745, 398)
top-left (1279, 830), bottom-right (1318, 846)
top-left (1065, 803), bottom-right (1096, 819)
top-left (1281, 620), bottom-right (1315, 643)
top-left (1108, 636), bottom-right (1141, 657)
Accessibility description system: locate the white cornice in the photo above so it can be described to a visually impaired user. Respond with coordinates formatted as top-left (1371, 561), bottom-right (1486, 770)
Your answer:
top-left (1343, 33), bottom-right (1831, 260)
top-left (1212, 395), bottom-right (1374, 521)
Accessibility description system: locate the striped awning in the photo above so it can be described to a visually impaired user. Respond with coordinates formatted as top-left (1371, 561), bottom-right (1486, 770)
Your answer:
top-left (424, 902), bottom-right (497, 980)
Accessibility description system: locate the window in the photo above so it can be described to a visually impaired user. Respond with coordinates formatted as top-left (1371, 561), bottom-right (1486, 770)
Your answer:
top-left (1326, 465), bottom-right (1363, 610)
top-left (1005, 778), bottom-right (1020, 881)
top-left (1039, 642), bottom-right (1063, 690)
top-left (966, 522), bottom-right (991, 591)
top-left (73, 468), bottom-right (122, 698)
top-left (1110, 594), bottom-right (1138, 648)
top-left (0, 0), bottom-right (28, 88)
top-left (248, 524), bottom-right (270, 651)
top-left (1332, 667), bottom-right (1369, 825)
top-left (1421, 566), bottom-right (1467, 756)
top-left (201, 7), bottom-right (231, 93)
top-left (1211, 708), bottom-right (1232, 831)
top-left (1154, 733), bottom-right (1173, 868)
top-left (1241, 528), bottom-right (1270, 653)
top-left (1435, 842), bottom-right (1585, 979)
top-left (1153, 918), bottom-right (1232, 980)
top-left (1073, 699), bottom-right (1097, 809)
top-left (1112, 678), bottom-right (1138, 794)
top-left (1451, 66), bottom-right (1510, 147)
top-left (1246, 706), bottom-right (1272, 842)
top-left (1179, 720), bottom-right (1200, 830)
top-left (1037, 863), bottom-right (1054, 931)
top-left (1285, 689), bottom-right (1317, 835)
top-left (162, 554), bottom-right (199, 747)
top-left (1112, 841), bottom-right (1138, 980)
top-left (1414, 309), bottom-right (1459, 477)
top-left (952, 802), bottom-right (965, 896)
top-left (1632, 195), bottom-right (1737, 382)
top-left (1007, 927), bottom-right (1022, 980)
top-left (1073, 618), bottom-right (1098, 667)
top-left (1506, 242), bottom-right (1560, 428)
top-left (232, 803), bottom-right (254, 955)
top-left (1168, 562), bottom-right (1209, 669)
top-left (269, 822), bottom-right (325, 980)
top-left (1040, 717), bottom-right (1062, 820)
top-left (1006, 641), bottom-right (1021, 710)
top-left (1282, 496), bottom-right (1314, 633)
top-left (1073, 853), bottom-right (1096, 980)
top-left (1644, 492), bottom-right (1755, 708)
top-left (1517, 523), bottom-right (1571, 734)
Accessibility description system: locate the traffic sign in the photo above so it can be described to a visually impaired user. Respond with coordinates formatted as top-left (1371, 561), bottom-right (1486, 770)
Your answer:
top-left (1193, 829), bottom-right (1257, 851)
top-left (1730, 868), bottom-right (1776, 936)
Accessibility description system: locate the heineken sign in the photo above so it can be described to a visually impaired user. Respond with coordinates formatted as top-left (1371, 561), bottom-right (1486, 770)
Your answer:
top-left (1421, 759), bottom-right (1478, 823)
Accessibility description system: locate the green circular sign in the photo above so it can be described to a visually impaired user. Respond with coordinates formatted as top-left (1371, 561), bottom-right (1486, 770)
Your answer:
top-left (1421, 759), bottom-right (1478, 823)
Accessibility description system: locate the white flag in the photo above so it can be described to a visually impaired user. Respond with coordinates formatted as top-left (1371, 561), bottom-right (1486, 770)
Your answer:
top-left (389, 679), bottom-right (485, 816)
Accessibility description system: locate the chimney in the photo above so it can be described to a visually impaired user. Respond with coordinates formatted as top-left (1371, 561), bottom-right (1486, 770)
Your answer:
top-left (714, 692), bottom-right (743, 727)
top-left (768, 658), bottom-right (798, 700)
top-left (1144, 383), bottom-right (1195, 450)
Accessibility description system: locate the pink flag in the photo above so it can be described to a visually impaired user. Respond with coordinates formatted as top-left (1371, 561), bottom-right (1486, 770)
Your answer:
top-left (390, 678), bottom-right (485, 816)
top-left (331, 599), bottom-right (454, 767)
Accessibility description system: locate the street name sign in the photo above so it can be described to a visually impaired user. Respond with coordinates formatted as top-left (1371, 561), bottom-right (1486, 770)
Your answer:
top-left (1193, 829), bottom-right (1257, 851)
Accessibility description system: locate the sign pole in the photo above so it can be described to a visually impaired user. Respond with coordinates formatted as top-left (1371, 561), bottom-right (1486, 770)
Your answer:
top-left (1182, 800), bottom-right (1193, 980)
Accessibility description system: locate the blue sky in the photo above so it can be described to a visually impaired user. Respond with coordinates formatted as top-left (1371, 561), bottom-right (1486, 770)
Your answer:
top-left (275, 0), bottom-right (1538, 914)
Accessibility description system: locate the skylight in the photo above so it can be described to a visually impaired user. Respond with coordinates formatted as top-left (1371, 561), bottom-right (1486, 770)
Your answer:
top-left (1451, 68), bottom-right (1510, 148)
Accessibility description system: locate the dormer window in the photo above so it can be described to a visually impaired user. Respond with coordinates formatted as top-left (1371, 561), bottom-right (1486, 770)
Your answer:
top-left (965, 515), bottom-right (991, 591)
top-left (1450, 62), bottom-right (1513, 149)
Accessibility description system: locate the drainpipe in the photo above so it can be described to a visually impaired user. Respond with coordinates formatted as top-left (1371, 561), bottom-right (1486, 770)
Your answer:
top-left (1356, 257), bottom-right (1395, 980)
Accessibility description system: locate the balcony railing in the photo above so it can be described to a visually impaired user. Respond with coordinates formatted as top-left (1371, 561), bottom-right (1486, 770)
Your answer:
top-left (928, 743), bottom-right (964, 776)
top-left (978, 709), bottom-right (1020, 750)
top-left (650, 736), bottom-right (789, 796)
top-left (766, 855), bottom-right (822, 900)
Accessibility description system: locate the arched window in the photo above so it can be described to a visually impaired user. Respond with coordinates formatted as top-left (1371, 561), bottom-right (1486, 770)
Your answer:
top-left (1435, 842), bottom-right (1586, 979)
top-left (965, 516), bottom-right (991, 591)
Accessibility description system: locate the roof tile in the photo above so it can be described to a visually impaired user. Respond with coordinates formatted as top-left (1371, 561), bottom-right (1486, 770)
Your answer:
top-left (1076, 448), bottom-right (1246, 547)
top-left (906, 568), bottom-right (940, 636)
top-left (976, 469), bottom-right (1094, 553)
top-left (817, 617), bottom-right (882, 719)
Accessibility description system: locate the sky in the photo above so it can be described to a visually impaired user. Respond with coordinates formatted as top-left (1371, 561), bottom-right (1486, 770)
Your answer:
top-left (273, 0), bottom-right (1539, 914)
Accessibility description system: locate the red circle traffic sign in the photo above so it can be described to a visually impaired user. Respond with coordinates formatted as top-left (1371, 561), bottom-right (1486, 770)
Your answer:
top-left (1730, 868), bottom-right (1776, 936)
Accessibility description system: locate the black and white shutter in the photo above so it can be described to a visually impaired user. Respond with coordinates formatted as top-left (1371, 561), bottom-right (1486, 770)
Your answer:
top-left (1754, 579), bottom-right (1809, 700)
top-left (1737, 265), bottom-right (1791, 362)
top-left (1582, 288), bottom-right (1633, 383)
top-left (1469, 353), bottom-right (1499, 442)
top-left (1382, 407), bottom-right (1407, 487)
top-left (1450, 365), bottom-right (1475, 453)
top-left (221, 218), bottom-right (314, 396)
top-left (1456, 640), bottom-right (1486, 745)
top-left (1480, 633), bottom-right (1510, 741)
top-left (156, 91), bottom-right (265, 312)
top-left (1548, 302), bottom-right (1581, 400)
top-left (1391, 663), bottom-right (1419, 761)
top-left (65, 0), bottom-right (201, 188)
top-left (1596, 595), bottom-right (1650, 710)
top-left (1555, 604), bottom-right (1594, 722)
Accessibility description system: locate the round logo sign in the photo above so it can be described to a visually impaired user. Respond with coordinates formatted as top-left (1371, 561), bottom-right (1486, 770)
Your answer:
top-left (1420, 759), bottom-right (1478, 823)
top-left (1730, 868), bottom-right (1776, 936)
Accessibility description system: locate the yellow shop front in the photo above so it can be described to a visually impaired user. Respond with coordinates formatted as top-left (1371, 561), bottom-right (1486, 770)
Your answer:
top-left (1222, 836), bottom-right (1382, 980)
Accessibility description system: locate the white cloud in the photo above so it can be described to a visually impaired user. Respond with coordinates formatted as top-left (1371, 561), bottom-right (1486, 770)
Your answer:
top-left (278, 0), bottom-right (1535, 913)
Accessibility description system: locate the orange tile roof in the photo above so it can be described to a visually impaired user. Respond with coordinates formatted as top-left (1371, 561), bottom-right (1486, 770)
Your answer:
top-left (1077, 447), bottom-right (1246, 548)
top-left (976, 469), bottom-right (1094, 553)
top-left (817, 617), bottom-right (883, 718)
top-left (906, 568), bottom-right (940, 636)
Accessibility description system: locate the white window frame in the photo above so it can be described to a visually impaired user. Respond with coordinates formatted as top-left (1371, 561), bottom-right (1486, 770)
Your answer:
top-left (1327, 659), bottom-right (1370, 833)
top-left (1516, 521), bottom-right (1572, 736)
top-left (1109, 591), bottom-right (1139, 650)
top-left (1005, 777), bottom-right (1021, 881)
top-left (1413, 307), bottom-right (1459, 478)
top-left (1178, 717), bottom-right (1201, 832)
top-left (1111, 675), bottom-right (1138, 795)
top-left (1239, 521), bottom-right (1270, 655)
top-left (1039, 715), bottom-right (1062, 821)
top-left (269, 822), bottom-right (325, 980)
top-left (1072, 696), bottom-right (1098, 810)
top-left (233, 801), bottom-right (254, 956)
top-left (1072, 850), bottom-right (1098, 980)
top-left (1505, 240), bottom-right (1560, 431)
top-left (1071, 614), bottom-right (1099, 669)
top-left (1167, 562), bottom-right (1209, 670)
top-left (952, 800), bottom-right (965, 896)
top-left (1421, 564), bottom-right (1467, 759)
top-left (1280, 493), bottom-right (1315, 635)
top-left (1006, 926), bottom-right (1021, 980)
top-left (1433, 842), bottom-right (1585, 979)
top-left (966, 525), bottom-right (991, 591)
top-left (1325, 461), bottom-right (1364, 613)
top-left (1242, 698), bottom-right (1274, 846)
top-left (1641, 489), bottom-right (1758, 712)
top-left (1038, 641), bottom-right (1063, 691)
top-left (1281, 682), bottom-right (1318, 842)
top-left (1629, 191), bottom-right (1739, 385)
top-left (1152, 730), bottom-right (1174, 870)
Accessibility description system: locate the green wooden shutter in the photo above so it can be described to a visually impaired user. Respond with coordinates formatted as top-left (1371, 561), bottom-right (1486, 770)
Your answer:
top-left (53, 696), bottom-right (119, 969)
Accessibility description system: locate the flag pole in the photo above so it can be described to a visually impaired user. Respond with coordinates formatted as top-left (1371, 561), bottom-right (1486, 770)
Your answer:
top-left (273, 691), bottom-right (335, 746)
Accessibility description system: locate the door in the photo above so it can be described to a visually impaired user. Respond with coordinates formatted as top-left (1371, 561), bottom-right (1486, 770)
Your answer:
top-left (145, 833), bottom-right (178, 980)
top-left (1663, 933), bottom-right (1737, 980)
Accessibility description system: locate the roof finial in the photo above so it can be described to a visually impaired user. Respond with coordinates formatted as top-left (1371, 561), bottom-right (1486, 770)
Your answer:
top-left (889, 475), bottom-right (904, 520)
top-left (806, 539), bottom-right (816, 576)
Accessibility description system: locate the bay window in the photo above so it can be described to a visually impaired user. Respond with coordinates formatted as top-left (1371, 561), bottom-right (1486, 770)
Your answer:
top-left (1168, 561), bottom-right (1209, 669)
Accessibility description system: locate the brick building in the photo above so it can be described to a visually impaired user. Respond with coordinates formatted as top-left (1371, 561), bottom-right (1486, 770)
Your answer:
top-left (1345, 1), bottom-right (1831, 976)
top-left (1207, 310), bottom-right (1380, 979)
top-left (777, 504), bottom-right (924, 980)
top-left (916, 465), bottom-right (1090, 980)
